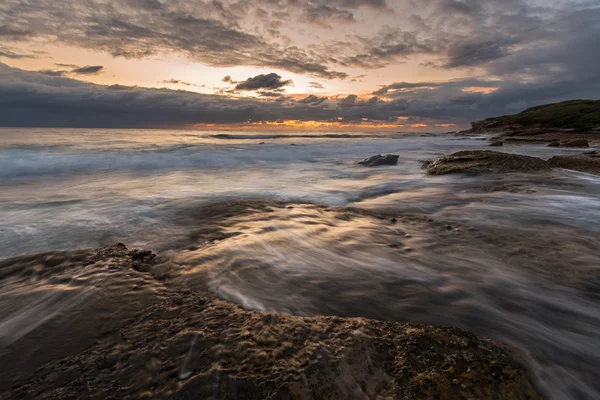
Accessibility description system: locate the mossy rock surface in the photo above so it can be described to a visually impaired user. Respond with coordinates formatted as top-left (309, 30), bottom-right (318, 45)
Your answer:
top-left (4, 244), bottom-right (540, 400)
top-left (425, 151), bottom-right (550, 175)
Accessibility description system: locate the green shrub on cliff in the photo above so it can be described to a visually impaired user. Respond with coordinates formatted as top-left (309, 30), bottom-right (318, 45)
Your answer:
top-left (473, 99), bottom-right (600, 130)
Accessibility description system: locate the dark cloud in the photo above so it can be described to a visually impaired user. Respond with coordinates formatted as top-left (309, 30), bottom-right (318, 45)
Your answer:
top-left (0, 63), bottom-right (398, 128)
top-left (0, 0), bottom-right (597, 85)
top-left (258, 91), bottom-right (285, 98)
top-left (0, 47), bottom-right (36, 59)
top-left (162, 79), bottom-right (192, 86)
top-left (338, 94), bottom-right (358, 107)
top-left (54, 63), bottom-right (80, 69)
top-left (0, 25), bottom-right (31, 40)
top-left (0, 0), bottom-right (349, 79)
top-left (234, 73), bottom-right (293, 91)
top-left (37, 69), bottom-right (67, 77)
top-left (333, 27), bottom-right (436, 69)
top-left (444, 39), bottom-right (516, 68)
top-left (302, 5), bottom-right (355, 27)
top-left (35, 65), bottom-right (105, 77)
top-left (308, 81), bottom-right (325, 89)
top-left (71, 65), bottom-right (104, 75)
top-left (298, 95), bottom-right (328, 105)
top-left (1, 63), bottom-right (599, 130)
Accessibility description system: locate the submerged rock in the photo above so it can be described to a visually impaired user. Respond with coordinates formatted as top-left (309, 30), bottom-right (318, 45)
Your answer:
top-left (561, 139), bottom-right (590, 148)
top-left (548, 155), bottom-right (600, 175)
top-left (425, 150), bottom-right (550, 175)
top-left (358, 154), bottom-right (399, 167)
top-left (547, 141), bottom-right (561, 147)
top-left (5, 244), bottom-right (540, 400)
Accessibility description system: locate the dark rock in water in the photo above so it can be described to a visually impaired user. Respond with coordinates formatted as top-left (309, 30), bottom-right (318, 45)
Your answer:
top-left (259, 142), bottom-right (266, 145)
top-left (548, 155), bottom-right (600, 175)
top-left (391, 218), bottom-right (397, 224)
top-left (489, 141), bottom-right (503, 147)
top-left (561, 139), bottom-right (590, 148)
top-left (424, 150), bottom-right (550, 175)
top-left (358, 154), bottom-right (399, 167)
top-left (547, 141), bottom-right (561, 147)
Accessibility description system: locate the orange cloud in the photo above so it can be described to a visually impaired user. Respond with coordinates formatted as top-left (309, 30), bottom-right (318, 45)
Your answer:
top-left (190, 119), bottom-right (408, 131)
top-left (461, 87), bottom-right (499, 94)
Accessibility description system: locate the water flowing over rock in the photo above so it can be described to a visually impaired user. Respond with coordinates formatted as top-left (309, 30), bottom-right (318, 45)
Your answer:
top-left (548, 155), bottom-right (600, 175)
top-left (3, 245), bottom-right (540, 400)
top-left (424, 151), bottom-right (550, 175)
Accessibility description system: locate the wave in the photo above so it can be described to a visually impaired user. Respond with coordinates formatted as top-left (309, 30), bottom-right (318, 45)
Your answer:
top-left (209, 133), bottom-right (385, 140)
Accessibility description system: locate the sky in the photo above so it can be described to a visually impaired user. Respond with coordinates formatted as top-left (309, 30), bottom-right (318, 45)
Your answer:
top-left (0, 0), bottom-right (599, 131)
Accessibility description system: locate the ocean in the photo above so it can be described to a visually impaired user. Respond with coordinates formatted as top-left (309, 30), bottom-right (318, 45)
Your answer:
top-left (1, 127), bottom-right (600, 398)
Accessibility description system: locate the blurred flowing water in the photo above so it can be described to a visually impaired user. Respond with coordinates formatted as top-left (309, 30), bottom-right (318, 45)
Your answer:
top-left (1, 127), bottom-right (600, 399)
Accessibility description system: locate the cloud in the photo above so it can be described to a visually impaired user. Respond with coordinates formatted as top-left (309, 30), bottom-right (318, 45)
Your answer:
top-left (38, 69), bottom-right (67, 77)
top-left (0, 0), bottom-right (349, 79)
top-left (298, 94), bottom-right (328, 105)
top-left (308, 81), bottom-right (325, 89)
top-left (71, 65), bottom-right (104, 75)
top-left (1, 0), bottom-right (598, 86)
top-left (162, 79), bottom-right (198, 87)
top-left (0, 25), bottom-right (31, 40)
top-left (35, 64), bottom-right (105, 77)
top-left (0, 46), bottom-right (36, 59)
top-left (2, 33), bottom-right (600, 132)
top-left (257, 91), bottom-right (285, 98)
top-left (0, 63), bottom-right (421, 128)
top-left (444, 39), bottom-right (517, 68)
top-left (234, 73), bottom-right (293, 91)
top-left (55, 63), bottom-right (80, 69)
top-left (302, 5), bottom-right (355, 27)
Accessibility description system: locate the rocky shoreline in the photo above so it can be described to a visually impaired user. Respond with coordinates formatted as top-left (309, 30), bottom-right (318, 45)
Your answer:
top-left (458, 100), bottom-right (600, 147)
top-left (423, 150), bottom-right (600, 175)
top-left (451, 100), bottom-right (600, 175)
top-left (1, 244), bottom-right (540, 400)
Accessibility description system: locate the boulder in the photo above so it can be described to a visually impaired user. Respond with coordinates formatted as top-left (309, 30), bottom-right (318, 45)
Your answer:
top-left (547, 141), bottom-right (561, 147)
top-left (425, 150), bottom-right (550, 175)
top-left (561, 139), bottom-right (589, 148)
top-left (358, 154), bottom-right (399, 167)
top-left (548, 155), bottom-right (600, 175)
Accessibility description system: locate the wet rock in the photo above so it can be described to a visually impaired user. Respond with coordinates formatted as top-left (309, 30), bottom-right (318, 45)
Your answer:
top-left (130, 249), bottom-right (156, 272)
top-left (358, 154), bottom-right (399, 167)
top-left (5, 245), bottom-right (541, 400)
top-left (548, 155), bottom-right (600, 175)
top-left (547, 141), bottom-right (560, 147)
top-left (489, 141), bottom-right (503, 147)
top-left (425, 150), bottom-right (550, 175)
top-left (561, 139), bottom-right (589, 148)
